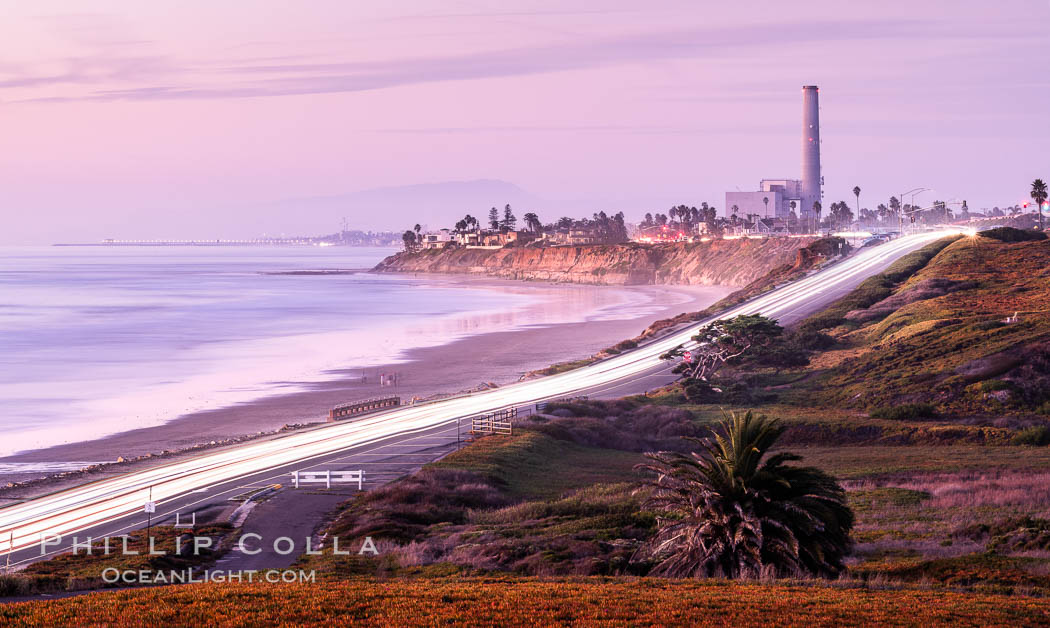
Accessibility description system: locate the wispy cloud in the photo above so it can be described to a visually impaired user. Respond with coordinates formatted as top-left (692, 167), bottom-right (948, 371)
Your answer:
top-left (374, 123), bottom-right (790, 135)
top-left (9, 18), bottom-right (929, 103)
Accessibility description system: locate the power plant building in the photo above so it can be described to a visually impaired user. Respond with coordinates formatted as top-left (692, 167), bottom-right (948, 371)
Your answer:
top-left (725, 86), bottom-right (822, 222)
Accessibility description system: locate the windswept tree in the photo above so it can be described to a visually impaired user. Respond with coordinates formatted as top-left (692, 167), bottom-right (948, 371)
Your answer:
top-left (662, 314), bottom-right (786, 381)
top-left (523, 212), bottom-right (542, 233)
top-left (636, 411), bottom-right (854, 579)
top-left (401, 230), bottom-right (418, 251)
top-left (1032, 179), bottom-right (1048, 231)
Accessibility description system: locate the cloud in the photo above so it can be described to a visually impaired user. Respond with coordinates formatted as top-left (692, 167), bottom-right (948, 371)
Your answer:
top-left (10, 18), bottom-right (931, 103)
top-left (0, 55), bottom-right (177, 90)
top-left (374, 123), bottom-right (790, 135)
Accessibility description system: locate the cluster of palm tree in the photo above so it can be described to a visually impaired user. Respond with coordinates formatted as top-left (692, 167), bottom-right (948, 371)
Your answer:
top-left (637, 411), bottom-right (854, 579)
top-left (639, 203), bottom-right (719, 234)
top-left (562, 211), bottom-right (629, 243)
top-left (454, 215), bottom-right (480, 232)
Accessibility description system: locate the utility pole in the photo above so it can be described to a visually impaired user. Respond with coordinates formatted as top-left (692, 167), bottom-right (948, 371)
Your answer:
top-left (899, 188), bottom-right (926, 236)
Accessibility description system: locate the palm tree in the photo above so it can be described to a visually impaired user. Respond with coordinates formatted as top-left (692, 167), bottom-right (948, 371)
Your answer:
top-left (852, 186), bottom-right (861, 225)
top-left (762, 196), bottom-right (769, 216)
top-left (812, 201), bottom-right (822, 233)
top-left (1032, 179), bottom-right (1048, 231)
top-left (637, 411), bottom-right (853, 579)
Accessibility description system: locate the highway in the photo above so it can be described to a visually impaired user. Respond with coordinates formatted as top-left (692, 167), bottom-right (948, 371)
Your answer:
top-left (0, 230), bottom-right (955, 568)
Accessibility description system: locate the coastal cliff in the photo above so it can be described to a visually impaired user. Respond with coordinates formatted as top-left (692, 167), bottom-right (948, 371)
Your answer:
top-left (372, 238), bottom-right (818, 287)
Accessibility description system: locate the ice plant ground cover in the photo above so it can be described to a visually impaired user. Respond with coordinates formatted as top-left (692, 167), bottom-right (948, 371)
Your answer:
top-left (2, 578), bottom-right (1049, 627)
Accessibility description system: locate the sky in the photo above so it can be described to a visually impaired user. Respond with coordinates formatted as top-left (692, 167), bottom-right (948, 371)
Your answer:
top-left (1, 0), bottom-right (1048, 243)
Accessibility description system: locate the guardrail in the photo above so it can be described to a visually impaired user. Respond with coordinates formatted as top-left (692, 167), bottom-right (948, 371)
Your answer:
top-left (535, 396), bottom-right (589, 413)
top-left (328, 396), bottom-right (400, 421)
top-left (291, 470), bottom-right (364, 490)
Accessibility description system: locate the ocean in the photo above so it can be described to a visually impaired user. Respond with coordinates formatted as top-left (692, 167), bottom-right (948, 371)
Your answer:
top-left (0, 245), bottom-right (680, 459)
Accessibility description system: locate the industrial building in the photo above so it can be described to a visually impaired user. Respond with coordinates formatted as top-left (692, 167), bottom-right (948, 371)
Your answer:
top-left (726, 86), bottom-right (822, 222)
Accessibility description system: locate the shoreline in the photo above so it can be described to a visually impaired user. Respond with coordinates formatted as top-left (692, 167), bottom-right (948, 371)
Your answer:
top-left (0, 281), bottom-right (731, 489)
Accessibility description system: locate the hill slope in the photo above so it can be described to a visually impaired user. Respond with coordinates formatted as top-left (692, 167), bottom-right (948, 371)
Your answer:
top-left (796, 231), bottom-right (1050, 415)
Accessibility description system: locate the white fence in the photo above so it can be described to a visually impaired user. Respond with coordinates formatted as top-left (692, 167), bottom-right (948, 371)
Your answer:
top-left (291, 469), bottom-right (364, 490)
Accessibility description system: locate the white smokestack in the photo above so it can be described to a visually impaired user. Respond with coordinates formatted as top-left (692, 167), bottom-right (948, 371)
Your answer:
top-left (801, 85), bottom-right (821, 220)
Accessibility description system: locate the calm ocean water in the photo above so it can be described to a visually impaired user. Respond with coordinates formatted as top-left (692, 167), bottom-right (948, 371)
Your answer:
top-left (0, 246), bottom-right (665, 458)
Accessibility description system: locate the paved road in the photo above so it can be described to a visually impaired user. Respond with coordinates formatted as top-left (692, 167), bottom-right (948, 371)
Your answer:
top-left (0, 232), bottom-right (953, 573)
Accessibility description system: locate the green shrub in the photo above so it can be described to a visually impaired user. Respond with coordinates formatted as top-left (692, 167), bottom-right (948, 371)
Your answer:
top-left (974, 320), bottom-right (1006, 331)
top-left (1038, 402), bottom-right (1050, 416)
top-left (603, 339), bottom-right (638, 355)
top-left (789, 329), bottom-right (837, 351)
top-left (979, 227), bottom-right (1048, 242)
top-left (869, 403), bottom-right (938, 421)
top-left (683, 380), bottom-right (720, 403)
top-left (1012, 426), bottom-right (1050, 446)
top-left (979, 379), bottom-right (1015, 393)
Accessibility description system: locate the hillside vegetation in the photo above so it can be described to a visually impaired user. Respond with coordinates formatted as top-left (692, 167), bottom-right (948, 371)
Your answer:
top-left (796, 231), bottom-right (1050, 415)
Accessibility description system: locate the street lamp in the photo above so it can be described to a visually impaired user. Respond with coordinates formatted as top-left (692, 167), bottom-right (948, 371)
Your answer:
top-left (909, 188), bottom-right (929, 215)
top-left (898, 187), bottom-right (928, 235)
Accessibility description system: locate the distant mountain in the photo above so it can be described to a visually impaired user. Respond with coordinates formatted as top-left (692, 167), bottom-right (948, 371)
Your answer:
top-left (248, 179), bottom-right (546, 234)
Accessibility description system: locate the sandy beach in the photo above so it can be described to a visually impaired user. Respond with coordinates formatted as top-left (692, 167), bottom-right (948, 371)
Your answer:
top-left (0, 280), bottom-right (731, 484)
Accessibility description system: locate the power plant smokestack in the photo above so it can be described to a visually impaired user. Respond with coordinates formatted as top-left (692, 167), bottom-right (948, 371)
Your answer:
top-left (801, 85), bottom-right (821, 220)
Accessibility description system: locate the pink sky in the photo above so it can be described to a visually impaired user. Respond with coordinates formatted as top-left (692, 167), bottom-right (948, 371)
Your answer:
top-left (2, 0), bottom-right (1048, 243)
